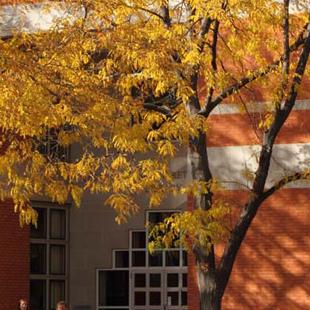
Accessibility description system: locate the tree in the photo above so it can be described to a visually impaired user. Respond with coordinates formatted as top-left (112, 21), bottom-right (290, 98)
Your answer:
top-left (0, 0), bottom-right (310, 309)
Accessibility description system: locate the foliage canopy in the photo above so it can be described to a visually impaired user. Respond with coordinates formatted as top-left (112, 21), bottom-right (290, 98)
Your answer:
top-left (0, 0), bottom-right (309, 240)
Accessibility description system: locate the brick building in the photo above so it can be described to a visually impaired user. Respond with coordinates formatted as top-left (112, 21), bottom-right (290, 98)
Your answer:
top-left (0, 1), bottom-right (309, 310)
top-left (0, 200), bottom-right (29, 308)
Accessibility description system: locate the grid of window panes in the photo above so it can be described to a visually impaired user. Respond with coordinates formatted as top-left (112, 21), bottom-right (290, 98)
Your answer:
top-left (97, 211), bottom-right (187, 310)
top-left (30, 202), bottom-right (68, 310)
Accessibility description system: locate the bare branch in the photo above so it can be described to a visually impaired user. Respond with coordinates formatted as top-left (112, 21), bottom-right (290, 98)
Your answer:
top-left (143, 102), bottom-right (172, 116)
top-left (204, 20), bottom-right (220, 106)
top-left (277, 0), bottom-right (291, 104)
top-left (123, 4), bottom-right (166, 22)
top-left (160, 5), bottom-right (171, 27)
top-left (198, 22), bottom-right (309, 117)
top-left (262, 171), bottom-right (310, 200)
top-left (283, 0), bottom-right (290, 77)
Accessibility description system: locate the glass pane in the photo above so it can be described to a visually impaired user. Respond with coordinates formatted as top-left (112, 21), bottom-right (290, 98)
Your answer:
top-left (134, 274), bottom-right (146, 287)
top-left (132, 251), bottom-right (146, 267)
top-left (30, 280), bottom-right (46, 310)
top-left (50, 209), bottom-right (66, 239)
top-left (50, 245), bottom-right (66, 275)
top-left (132, 231), bottom-right (146, 248)
top-left (167, 273), bottom-right (179, 287)
top-left (115, 251), bottom-right (129, 268)
top-left (182, 274), bottom-right (187, 287)
top-left (98, 271), bottom-right (129, 306)
top-left (148, 251), bottom-right (163, 267)
top-left (167, 292), bottom-right (179, 306)
top-left (182, 251), bottom-right (188, 266)
top-left (165, 251), bottom-right (180, 266)
top-left (30, 244), bottom-right (46, 274)
top-left (148, 211), bottom-right (175, 225)
top-left (182, 291), bottom-right (187, 305)
top-left (150, 291), bottom-right (161, 306)
top-left (30, 208), bottom-right (47, 239)
top-left (148, 212), bottom-right (174, 243)
top-left (134, 292), bottom-right (146, 306)
top-left (150, 273), bottom-right (161, 287)
top-left (50, 280), bottom-right (65, 310)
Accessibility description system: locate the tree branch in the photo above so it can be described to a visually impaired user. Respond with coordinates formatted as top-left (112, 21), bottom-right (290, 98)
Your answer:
top-left (283, 0), bottom-right (290, 77)
top-left (217, 19), bottom-right (310, 297)
top-left (198, 17), bottom-right (213, 53)
top-left (160, 4), bottom-right (171, 27)
top-left (262, 171), bottom-right (310, 201)
top-left (204, 20), bottom-right (220, 106)
top-left (198, 22), bottom-right (309, 117)
top-left (143, 102), bottom-right (172, 116)
top-left (123, 4), bottom-right (166, 22)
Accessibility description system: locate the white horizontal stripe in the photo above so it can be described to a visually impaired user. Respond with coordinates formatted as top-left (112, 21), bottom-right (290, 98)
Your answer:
top-left (211, 99), bottom-right (310, 115)
top-left (207, 143), bottom-right (310, 190)
top-left (170, 143), bottom-right (310, 190)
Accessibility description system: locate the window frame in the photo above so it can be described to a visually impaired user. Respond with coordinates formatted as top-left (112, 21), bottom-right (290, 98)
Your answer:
top-left (30, 201), bottom-right (69, 310)
top-left (97, 209), bottom-right (187, 310)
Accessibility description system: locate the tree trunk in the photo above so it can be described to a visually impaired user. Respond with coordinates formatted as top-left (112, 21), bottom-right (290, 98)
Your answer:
top-left (197, 269), bottom-right (222, 310)
top-left (187, 93), bottom-right (219, 310)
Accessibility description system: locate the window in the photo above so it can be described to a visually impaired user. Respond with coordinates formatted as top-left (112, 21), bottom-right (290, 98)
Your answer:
top-left (30, 280), bottom-right (46, 310)
top-left (134, 273), bottom-right (146, 287)
top-left (31, 208), bottom-right (47, 239)
top-left (30, 202), bottom-right (68, 310)
top-left (114, 250), bottom-right (129, 268)
top-left (50, 245), bottom-right (66, 275)
top-left (50, 281), bottom-right (65, 309)
top-left (147, 210), bottom-right (180, 247)
top-left (148, 251), bottom-right (163, 267)
top-left (166, 250), bottom-right (180, 267)
top-left (50, 209), bottom-right (66, 239)
top-left (98, 270), bottom-right (129, 307)
top-left (30, 244), bottom-right (46, 274)
top-left (131, 231), bottom-right (146, 248)
top-left (97, 210), bottom-right (187, 310)
top-left (131, 250), bottom-right (146, 267)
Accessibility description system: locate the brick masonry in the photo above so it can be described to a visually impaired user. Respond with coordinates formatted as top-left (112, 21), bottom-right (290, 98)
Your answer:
top-left (188, 189), bottom-right (310, 309)
top-left (208, 109), bottom-right (310, 147)
top-left (0, 200), bottom-right (29, 310)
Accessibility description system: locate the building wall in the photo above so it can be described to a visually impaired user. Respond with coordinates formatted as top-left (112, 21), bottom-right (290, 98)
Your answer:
top-left (69, 193), bottom-right (145, 309)
top-left (222, 189), bottom-right (310, 309)
top-left (188, 189), bottom-right (310, 310)
top-left (0, 200), bottom-right (29, 310)
top-left (188, 101), bottom-right (310, 309)
top-left (69, 185), bottom-right (188, 309)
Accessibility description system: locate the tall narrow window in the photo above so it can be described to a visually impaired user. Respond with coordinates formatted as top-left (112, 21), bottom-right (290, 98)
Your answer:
top-left (50, 245), bottom-right (66, 275)
top-left (30, 202), bottom-right (68, 310)
top-left (30, 208), bottom-right (47, 239)
top-left (30, 244), bottom-right (46, 274)
top-left (50, 280), bottom-right (65, 310)
top-left (50, 209), bottom-right (66, 239)
top-left (30, 280), bottom-right (46, 310)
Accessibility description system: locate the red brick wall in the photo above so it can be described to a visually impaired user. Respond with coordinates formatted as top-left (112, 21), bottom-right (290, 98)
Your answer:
top-left (187, 189), bottom-right (310, 309)
top-left (223, 189), bottom-right (310, 309)
top-left (208, 109), bottom-right (310, 147)
top-left (0, 200), bottom-right (29, 310)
